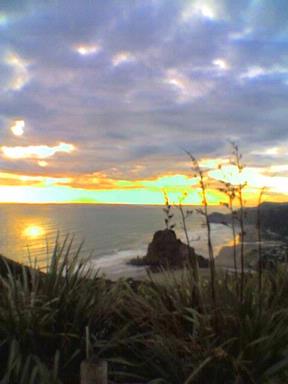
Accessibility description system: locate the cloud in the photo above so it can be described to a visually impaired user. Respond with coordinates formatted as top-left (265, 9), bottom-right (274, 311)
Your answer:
top-left (0, 13), bottom-right (8, 27)
top-left (74, 43), bottom-right (102, 56)
top-left (112, 51), bottom-right (136, 66)
top-left (2, 142), bottom-right (75, 160)
top-left (10, 119), bottom-right (25, 136)
top-left (240, 64), bottom-right (288, 80)
top-left (181, 1), bottom-right (217, 22)
top-left (212, 58), bottom-right (230, 70)
top-left (38, 160), bottom-right (48, 167)
top-left (4, 51), bottom-right (30, 91)
top-left (164, 68), bottom-right (214, 102)
top-left (0, 0), bottom-right (287, 198)
top-left (0, 170), bottom-right (71, 187)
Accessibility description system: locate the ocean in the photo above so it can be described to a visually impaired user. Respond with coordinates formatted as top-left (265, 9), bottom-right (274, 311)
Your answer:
top-left (0, 204), bottom-right (233, 278)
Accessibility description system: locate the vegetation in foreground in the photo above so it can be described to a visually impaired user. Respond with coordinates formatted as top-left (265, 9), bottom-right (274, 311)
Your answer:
top-left (1, 239), bottom-right (288, 383)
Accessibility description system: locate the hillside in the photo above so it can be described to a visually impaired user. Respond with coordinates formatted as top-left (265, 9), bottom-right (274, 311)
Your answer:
top-left (209, 202), bottom-right (288, 239)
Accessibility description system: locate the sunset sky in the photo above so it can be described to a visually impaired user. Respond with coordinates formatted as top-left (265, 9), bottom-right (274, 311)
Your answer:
top-left (0, 0), bottom-right (288, 204)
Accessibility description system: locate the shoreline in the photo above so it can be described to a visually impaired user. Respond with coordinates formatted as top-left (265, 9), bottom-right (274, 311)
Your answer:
top-left (117, 225), bottom-right (282, 281)
top-left (0, 223), bottom-right (281, 282)
top-left (215, 224), bottom-right (258, 269)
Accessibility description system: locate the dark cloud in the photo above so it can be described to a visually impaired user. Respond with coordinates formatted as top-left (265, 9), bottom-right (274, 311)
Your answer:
top-left (0, 0), bottom-right (287, 178)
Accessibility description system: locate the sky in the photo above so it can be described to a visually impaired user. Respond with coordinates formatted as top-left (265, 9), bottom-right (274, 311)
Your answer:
top-left (0, 0), bottom-right (288, 204)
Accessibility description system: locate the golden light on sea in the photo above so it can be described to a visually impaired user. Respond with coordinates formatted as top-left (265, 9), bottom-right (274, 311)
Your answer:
top-left (23, 225), bottom-right (45, 239)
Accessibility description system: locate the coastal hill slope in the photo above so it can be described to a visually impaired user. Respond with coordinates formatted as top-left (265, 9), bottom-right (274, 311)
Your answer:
top-left (209, 202), bottom-right (288, 239)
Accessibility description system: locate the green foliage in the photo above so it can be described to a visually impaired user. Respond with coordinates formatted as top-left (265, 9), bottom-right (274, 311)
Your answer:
top-left (107, 268), bottom-right (288, 383)
top-left (1, 237), bottom-right (288, 383)
top-left (2, 340), bottom-right (61, 384)
top-left (0, 235), bottom-right (124, 383)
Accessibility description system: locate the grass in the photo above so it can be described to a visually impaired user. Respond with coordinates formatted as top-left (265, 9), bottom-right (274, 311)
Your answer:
top-left (1, 244), bottom-right (288, 383)
top-left (0, 235), bottom-right (125, 383)
top-left (112, 267), bottom-right (288, 383)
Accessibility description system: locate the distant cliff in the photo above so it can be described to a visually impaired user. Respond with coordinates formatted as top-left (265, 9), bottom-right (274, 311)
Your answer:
top-left (209, 202), bottom-right (288, 239)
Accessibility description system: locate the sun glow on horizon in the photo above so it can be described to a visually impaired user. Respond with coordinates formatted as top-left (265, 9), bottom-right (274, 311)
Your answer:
top-left (0, 169), bottom-right (285, 206)
top-left (0, 156), bottom-right (287, 205)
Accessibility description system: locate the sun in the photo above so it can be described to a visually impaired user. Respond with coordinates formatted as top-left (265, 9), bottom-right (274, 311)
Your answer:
top-left (23, 225), bottom-right (45, 239)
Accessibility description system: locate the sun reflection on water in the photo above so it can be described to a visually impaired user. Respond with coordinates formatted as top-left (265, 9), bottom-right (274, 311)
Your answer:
top-left (23, 225), bottom-right (45, 239)
top-left (225, 233), bottom-right (241, 247)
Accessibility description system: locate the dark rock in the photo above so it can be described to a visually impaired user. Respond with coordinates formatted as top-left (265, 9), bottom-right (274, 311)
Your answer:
top-left (130, 229), bottom-right (208, 269)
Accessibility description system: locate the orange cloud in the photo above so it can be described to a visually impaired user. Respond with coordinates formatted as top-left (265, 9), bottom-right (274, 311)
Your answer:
top-left (0, 171), bottom-right (71, 187)
top-left (0, 158), bottom-right (287, 205)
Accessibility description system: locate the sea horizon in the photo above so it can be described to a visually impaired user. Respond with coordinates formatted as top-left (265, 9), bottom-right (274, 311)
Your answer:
top-left (0, 203), bottom-right (233, 278)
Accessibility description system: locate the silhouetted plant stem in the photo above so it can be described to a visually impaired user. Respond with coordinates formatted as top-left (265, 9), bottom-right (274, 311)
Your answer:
top-left (219, 179), bottom-right (239, 294)
top-left (177, 195), bottom-right (202, 308)
top-left (230, 142), bottom-right (246, 302)
top-left (229, 196), bottom-right (238, 281)
top-left (257, 187), bottom-right (265, 311)
top-left (163, 191), bottom-right (175, 230)
top-left (187, 152), bottom-right (216, 306)
top-left (239, 192), bottom-right (245, 302)
top-left (228, 192), bottom-right (239, 294)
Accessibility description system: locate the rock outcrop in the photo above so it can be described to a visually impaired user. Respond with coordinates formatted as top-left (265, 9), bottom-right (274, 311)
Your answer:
top-left (130, 229), bottom-right (209, 269)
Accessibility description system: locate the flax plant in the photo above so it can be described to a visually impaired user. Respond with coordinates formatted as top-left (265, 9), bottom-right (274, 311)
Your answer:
top-left (186, 152), bottom-right (216, 306)
top-left (218, 172), bottom-right (239, 293)
top-left (230, 142), bottom-right (247, 302)
top-left (116, 266), bottom-right (288, 383)
top-left (0, 235), bottom-right (123, 384)
top-left (163, 191), bottom-right (175, 230)
top-left (176, 192), bottom-right (202, 308)
top-left (257, 187), bottom-right (266, 307)
top-left (2, 340), bottom-right (61, 384)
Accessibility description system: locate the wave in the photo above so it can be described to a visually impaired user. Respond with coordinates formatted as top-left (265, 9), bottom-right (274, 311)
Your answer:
top-left (90, 223), bottom-right (234, 279)
top-left (90, 248), bottom-right (147, 279)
